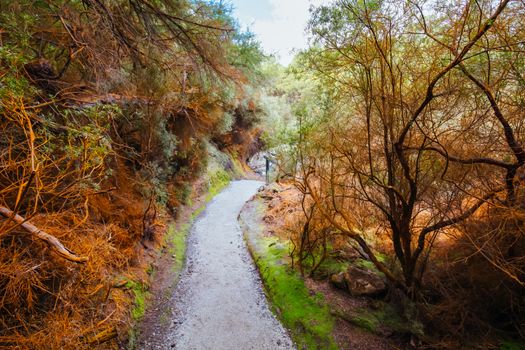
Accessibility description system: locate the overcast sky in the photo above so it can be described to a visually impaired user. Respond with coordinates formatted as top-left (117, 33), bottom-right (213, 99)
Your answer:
top-left (229, 0), bottom-right (329, 66)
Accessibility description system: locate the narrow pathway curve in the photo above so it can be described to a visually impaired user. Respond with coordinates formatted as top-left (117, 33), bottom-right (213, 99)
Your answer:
top-left (142, 180), bottom-right (295, 350)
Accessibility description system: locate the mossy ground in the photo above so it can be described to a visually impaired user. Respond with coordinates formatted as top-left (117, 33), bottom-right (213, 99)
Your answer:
top-left (500, 340), bottom-right (525, 350)
top-left (348, 302), bottom-right (423, 336)
top-left (126, 281), bottom-right (149, 321)
top-left (241, 201), bottom-right (338, 350)
top-left (125, 280), bottom-right (151, 348)
top-left (167, 223), bottom-right (190, 275)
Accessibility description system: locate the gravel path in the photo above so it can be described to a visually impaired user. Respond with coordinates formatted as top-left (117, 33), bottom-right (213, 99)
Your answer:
top-left (142, 180), bottom-right (294, 350)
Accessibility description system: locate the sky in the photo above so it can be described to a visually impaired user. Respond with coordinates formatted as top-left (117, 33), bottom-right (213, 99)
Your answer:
top-left (229, 0), bottom-right (329, 66)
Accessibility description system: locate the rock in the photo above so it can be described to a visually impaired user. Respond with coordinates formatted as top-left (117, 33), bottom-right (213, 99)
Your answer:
top-left (260, 195), bottom-right (274, 200)
top-left (330, 265), bottom-right (386, 297)
top-left (330, 272), bottom-right (347, 290)
top-left (24, 59), bottom-right (60, 93)
top-left (331, 248), bottom-right (360, 261)
top-left (346, 266), bottom-right (386, 296)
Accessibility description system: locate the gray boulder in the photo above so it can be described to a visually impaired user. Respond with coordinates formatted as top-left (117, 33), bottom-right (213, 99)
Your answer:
top-left (330, 265), bottom-right (386, 297)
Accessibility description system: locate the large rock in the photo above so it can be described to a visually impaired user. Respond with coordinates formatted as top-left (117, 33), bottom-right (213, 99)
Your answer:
top-left (330, 265), bottom-right (387, 297)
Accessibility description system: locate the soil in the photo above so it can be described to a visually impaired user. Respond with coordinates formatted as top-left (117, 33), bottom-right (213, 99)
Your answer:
top-left (136, 180), bottom-right (295, 350)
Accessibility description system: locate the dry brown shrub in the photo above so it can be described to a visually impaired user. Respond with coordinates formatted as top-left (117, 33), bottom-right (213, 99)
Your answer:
top-left (423, 203), bottom-right (525, 346)
top-left (0, 98), bottom-right (152, 348)
top-left (0, 214), bottom-right (136, 349)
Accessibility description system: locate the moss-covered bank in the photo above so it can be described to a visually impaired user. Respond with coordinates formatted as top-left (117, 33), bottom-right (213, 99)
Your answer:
top-left (239, 198), bottom-right (338, 350)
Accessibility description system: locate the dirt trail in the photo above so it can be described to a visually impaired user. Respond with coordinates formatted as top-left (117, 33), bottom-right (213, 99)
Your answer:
top-left (139, 180), bottom-right (294, 350)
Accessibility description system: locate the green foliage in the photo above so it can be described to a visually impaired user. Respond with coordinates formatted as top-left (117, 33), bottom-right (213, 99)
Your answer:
top-left (253, 56), bottom-right (330, 179)
top-left (229, 29), bottom-right (266, 79)
top-left (216, 111), bottom-right (234, 134)
top-left (177, 183), bottom-right (193, 205)
top-left (500, 340), bottom-right (525, 350)
top-left (0, 44), bottom-right (37, 100)
top-left (0, 71), bottom-right (34, 100)
top-left (17, 104), bottom-right (119, 198)
top-left (0, 7), bottom-right (37, 52)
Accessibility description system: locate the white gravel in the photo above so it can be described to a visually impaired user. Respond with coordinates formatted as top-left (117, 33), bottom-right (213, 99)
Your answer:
top-left (142, 180), bottom-right (295, 350)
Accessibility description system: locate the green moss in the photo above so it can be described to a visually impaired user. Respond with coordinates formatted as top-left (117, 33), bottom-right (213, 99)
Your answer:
top-left (206, 168), bottom-right (231, 201)
top-left (124, 280), bottom-right (150, 321)
top-left (302, 254), bottom-right (349, 278)
top-left (125, 281), bottom-right (150, 349)
top-left (500, 340), bottom-right (525, 350)
top-left (351, 313), bottom-right (380, 332)
top-left (351, 302), bottom-right (424, 336)
top-left (192, 205), bottom-right (205, 219)
top-left (319, 257), bottom-right (348, 274)
top-left (247, 234), bottom-right (338, 349)
top-left (354, 256), bottom-right (387, 278)
top-left (299, 245), bottom-right (387, 279)
top-left (167, 223), bottom-right (190, 275)
top-left (126, 280), bottom-right (150, 350)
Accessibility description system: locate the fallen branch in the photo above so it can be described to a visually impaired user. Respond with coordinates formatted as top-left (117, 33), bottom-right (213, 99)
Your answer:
top-left (86, 326), bottom-right (118, 345)
top-left (0, 206), bottom-right (88, 263)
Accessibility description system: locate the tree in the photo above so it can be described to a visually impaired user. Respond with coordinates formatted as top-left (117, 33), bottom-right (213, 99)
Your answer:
top-left (297, 0), bottom-right (524, 296)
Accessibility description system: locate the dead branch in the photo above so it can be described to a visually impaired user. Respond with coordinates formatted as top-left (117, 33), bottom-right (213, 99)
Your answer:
top-left (0, 206), bottom-right (88, 263)
top-left (86, 326), bottom-right (118, 345)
